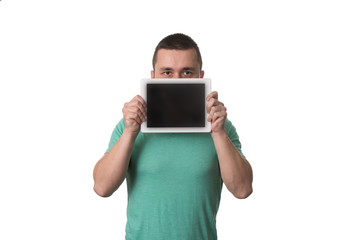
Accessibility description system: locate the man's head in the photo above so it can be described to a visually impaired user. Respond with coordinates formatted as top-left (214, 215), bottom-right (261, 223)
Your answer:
top-left (151, 33), bottom-right (204, 79)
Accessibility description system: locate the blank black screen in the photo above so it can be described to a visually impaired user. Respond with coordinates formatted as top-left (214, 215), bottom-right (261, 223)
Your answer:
top-left (147, 84), bottom-right (205, 127)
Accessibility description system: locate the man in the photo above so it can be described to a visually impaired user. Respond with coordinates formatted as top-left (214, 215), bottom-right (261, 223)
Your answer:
top-left (93, 33), bottom-right (253, 240)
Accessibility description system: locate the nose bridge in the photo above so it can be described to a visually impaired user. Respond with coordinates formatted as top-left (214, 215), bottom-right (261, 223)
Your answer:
top-left (174, 72), bottom-right (181, 78)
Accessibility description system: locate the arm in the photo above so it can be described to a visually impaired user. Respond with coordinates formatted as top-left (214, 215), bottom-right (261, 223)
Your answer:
top-left (207, 91), bottom-right (253, 199)
top-left (93, 95), bottom-right (146, 197)
top-left (211, 131), bottom-right (253, 199)
top-left (93, 130), bottom-right (137, 197)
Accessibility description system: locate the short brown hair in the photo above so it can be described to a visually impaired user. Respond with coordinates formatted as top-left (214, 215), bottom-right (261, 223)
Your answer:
top-left (152, 33), bottom-right (202, 70)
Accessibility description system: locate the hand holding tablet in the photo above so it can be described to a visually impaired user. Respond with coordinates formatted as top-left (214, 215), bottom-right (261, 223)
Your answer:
top-left (206, 91), bottom-right (227, 133)
top-left (122, 95), bottom-right (147, 134)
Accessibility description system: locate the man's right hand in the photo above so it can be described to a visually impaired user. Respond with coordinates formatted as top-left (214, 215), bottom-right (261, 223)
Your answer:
top-left (122, 95), bottom-right (147, 134)
top-left (94, 95), bottom-right (146, 197)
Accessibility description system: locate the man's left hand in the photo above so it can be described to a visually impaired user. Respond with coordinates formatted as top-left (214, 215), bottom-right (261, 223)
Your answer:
top-left (206, 91), bottom-right (227, 133)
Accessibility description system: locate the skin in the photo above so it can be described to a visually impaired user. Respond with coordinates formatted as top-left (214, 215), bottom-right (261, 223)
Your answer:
top-left (93, 49), bottom-right (253, 198)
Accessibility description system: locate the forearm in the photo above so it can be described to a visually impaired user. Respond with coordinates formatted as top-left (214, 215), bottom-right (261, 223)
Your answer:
top-left (93, 130), bottom-right (138, 197)
top-left (211, 130), bottom-right (253, 199)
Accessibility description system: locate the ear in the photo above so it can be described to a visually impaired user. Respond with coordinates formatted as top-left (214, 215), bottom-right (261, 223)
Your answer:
top-left (200, 70), bottom-right (205, 78)
top-left (151, 70), bottom-right (155, 79)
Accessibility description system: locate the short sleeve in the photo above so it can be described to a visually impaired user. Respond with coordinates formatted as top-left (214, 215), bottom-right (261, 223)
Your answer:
top-left (105, 119), bottom-right (125, 153)
top-left (224, 118), bottom-right (245, 157)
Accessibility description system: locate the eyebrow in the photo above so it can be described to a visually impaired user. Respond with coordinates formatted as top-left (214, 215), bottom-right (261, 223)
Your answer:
top-left (159, 67), bottom-right (174, 71)
top-left (182, 67), bottom-right (196, 71)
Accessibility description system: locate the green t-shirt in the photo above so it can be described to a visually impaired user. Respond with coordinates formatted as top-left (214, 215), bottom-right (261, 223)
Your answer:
top-left (106, 118), bottom-right (243, 240)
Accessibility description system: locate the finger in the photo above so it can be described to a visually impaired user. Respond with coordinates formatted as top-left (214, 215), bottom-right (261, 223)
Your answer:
top-left (206, 91), bottom-right (218, 101)
top-left (217, 101), bottom-right (224, 106)
top-left (206, 98), bottom-right (216, 113)
top-left (133, 95), bottom-right (146, 107)
top-left (127, 100), bottom-right (146, 115)
top-left (123, 103), bottom-right (144, 120)
top-left (127, 106), bottom-right (146, 117)
top-left (211, 100), bottom-right (224, 107)
top-left (207, 98), bottom-right (224, 113)
top-left (208, 106), bottom-right (226, 122)
top-left (212, 116), bottom-right (226, 129)
top-left (207, 105), bottom-right (223, 121)
top-left (212, 110), bottom-right (227, 123)
top-left (126, 107), bottom-right (146, 121)
top-left (126, 112), bottom-right (143, 125)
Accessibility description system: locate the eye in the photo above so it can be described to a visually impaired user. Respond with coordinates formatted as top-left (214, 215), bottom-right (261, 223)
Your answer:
top-left (183, 71), bottom-right (193, 76)
top-left (163, 71), bottom-right (172, 76)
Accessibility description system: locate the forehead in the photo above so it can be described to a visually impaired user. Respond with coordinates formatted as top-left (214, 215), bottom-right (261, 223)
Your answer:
top-left (155, 49), bottom-right (199, 69)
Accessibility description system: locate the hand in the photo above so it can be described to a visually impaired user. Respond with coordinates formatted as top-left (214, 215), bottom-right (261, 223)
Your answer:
top-left (206, 91), bottom-right (227, 133)
top-left (122, 95), bottom-right (146, 134)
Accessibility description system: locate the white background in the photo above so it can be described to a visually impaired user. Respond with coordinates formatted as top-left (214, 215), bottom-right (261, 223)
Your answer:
top-left (1, 0), bottom-right (359, 239)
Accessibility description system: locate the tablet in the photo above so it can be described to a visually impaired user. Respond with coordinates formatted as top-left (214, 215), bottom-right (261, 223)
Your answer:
top-left (141, 78), bottom-right (211, 133)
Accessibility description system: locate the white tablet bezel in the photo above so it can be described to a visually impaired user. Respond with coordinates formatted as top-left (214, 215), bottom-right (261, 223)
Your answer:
top-left (140, 78), bottom-right (212, 133)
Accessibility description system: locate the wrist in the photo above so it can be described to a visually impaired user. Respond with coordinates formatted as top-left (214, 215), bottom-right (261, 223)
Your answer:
top-left (211, 129), bottom-right (227, 139)
top-left (122, 128), bottom-right (140, 139)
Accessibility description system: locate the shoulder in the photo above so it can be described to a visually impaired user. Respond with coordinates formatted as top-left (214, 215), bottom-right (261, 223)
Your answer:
top-left (224, 118), bottom-right (237, 133)
top-left (105, 119), bottom-right (126, 153)
top-left (113, 118), bottom-right (126, 134)
top-left (108, 119), bottom-right (126, 140)
top-left (224, 118), bottom-right (241, 141)
top-left (224, 118), bottom-right (244, 155)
